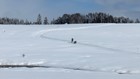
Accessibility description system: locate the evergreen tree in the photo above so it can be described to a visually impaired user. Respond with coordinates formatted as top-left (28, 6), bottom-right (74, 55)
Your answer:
top-left (19, 19), bottom-right (24, 24)
top-left (135, 18), bottom-right (140, 23)
top-left (25, 19), bottom-right (30, 25)
top-left (44, 17), bottom-right (48, 24)
top-left (36, 14), bottom-right (42, 24)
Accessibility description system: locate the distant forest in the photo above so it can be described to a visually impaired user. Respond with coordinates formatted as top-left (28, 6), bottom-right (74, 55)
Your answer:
top-left (0, 12), bottom-right (140, 25)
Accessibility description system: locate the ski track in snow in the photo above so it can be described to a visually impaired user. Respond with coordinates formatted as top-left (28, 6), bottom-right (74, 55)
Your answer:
top-left (41, 35), bottom-right (138, 55)
top-left (33, 24), bottom-right (112, 36)
top-left (0, 64), bottom-right (139, 75)
top-left (34, 24), bottom-right (140, 74)
top-left (39, 24), bottom-right (139, 55)
top-left (1, 24), bottom-right (140, 75)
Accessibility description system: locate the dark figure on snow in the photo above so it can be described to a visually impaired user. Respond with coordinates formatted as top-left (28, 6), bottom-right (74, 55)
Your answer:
top-left (22, 54), bottom-right (25, 58)
top-left (71, 38), bottom-right (74, 43)
top-left (73, 41), bottom-right (77, 44)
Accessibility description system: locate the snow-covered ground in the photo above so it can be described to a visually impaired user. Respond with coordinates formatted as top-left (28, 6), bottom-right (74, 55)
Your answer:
top-left (0, 24), bottom-right (140, 79)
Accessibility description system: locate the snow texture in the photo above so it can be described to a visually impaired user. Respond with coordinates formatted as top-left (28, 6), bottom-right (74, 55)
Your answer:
top-left (0, 24), bottom-right (140, 79)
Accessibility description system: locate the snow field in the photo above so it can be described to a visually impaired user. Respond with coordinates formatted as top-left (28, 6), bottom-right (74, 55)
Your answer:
top-left (0, 24), bottom-right (140, 79)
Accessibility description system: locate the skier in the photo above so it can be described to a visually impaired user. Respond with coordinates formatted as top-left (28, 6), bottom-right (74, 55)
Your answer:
top-left (71, 38), bottom-right (74, 43)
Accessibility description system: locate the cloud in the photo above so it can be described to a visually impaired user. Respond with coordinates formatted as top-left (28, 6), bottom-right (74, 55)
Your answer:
top-left (94, 0), bottom-right (140, 5)
top-left (0, 0), bottom-right (139, 21)
top-left (94, 0), bottom-right (140, 11)
top-left (0, 0), bottom-right (47, 21)
top-left (90, 0), bottom-right (140, 19)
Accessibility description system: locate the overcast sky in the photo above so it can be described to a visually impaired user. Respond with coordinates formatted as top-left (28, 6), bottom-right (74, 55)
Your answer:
top-left (0, 0), bottom-right (140, 21)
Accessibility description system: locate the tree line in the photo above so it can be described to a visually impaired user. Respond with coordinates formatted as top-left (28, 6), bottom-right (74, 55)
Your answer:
top-left (0, 12), bottom-right (139, 25)
top-left (51, 12), bottom-right (140, 24)
top-left (0, 14), bottom-right (48, 25)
